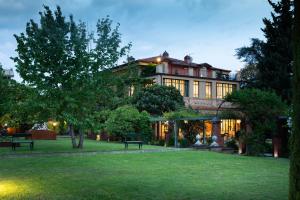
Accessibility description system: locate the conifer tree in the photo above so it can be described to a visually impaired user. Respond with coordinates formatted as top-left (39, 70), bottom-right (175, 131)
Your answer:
top-left (236, 0), bottom-right (293, 103)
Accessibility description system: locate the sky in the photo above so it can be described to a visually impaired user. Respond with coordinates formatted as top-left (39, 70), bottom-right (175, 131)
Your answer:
top-left (0, 0), bottom-right (274, 82)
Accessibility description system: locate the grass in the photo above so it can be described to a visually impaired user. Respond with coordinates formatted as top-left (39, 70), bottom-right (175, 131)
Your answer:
top-left (0, 137), bottom-right (163, 155)
top-left (0, 140), bottom-right (289, 200)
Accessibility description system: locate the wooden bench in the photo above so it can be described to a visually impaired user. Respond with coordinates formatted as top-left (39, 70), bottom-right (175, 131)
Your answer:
top-left (11, 133), bottom-right (34, 150)
top-left (124, 141), bottom-right (143, 149)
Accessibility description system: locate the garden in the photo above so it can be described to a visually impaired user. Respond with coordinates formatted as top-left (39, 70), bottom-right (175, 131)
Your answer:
top-left (0, 145), bottom-right (289, 200)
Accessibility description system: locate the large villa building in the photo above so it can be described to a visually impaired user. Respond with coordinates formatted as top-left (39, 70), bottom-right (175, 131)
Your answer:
top-left (114, 51), bottom-right (241, 146)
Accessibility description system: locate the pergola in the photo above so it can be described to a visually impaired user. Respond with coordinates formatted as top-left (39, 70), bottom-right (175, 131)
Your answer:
top-left (150, 115), bottom-right (219, 147)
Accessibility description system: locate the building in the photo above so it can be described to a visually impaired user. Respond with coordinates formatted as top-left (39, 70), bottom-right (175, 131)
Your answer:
top-left (114, 51), bottom-right (241, 146)
top-left (2, 68), bottom-right (14, 79)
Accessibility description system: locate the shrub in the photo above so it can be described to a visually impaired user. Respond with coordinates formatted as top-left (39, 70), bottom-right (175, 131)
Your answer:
top-left (132, 85), bottom-right (184, 116)
top-left (179, 138), bottom-right (190, 148)
top-left (105, 105), bottom-right (152, 141)
top-left (224, 138), bottom-right (238, 150)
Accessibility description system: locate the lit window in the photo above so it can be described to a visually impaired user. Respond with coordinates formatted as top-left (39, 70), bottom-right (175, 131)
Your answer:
top-left (221, 119), bottom-right (241, 138)
top-left (205, 82), bottom-right (212, 99)
top-left (216, 83), bottom-right (237, 99)
top-left (193, 81), bottom-right (199, 97)
top-left (163, 78), bottom-right (189, 97)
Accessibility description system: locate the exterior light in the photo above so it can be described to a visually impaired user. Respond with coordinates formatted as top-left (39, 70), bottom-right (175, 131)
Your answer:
top-left (156, 57), bottom-right (161, 63)
top-left (52, 122), bottom-right (58, 127)
top-left (236, 119), bottom-right (241, 124)
top-left (238, 147), bottom-right (242, 154)
top-left (274, 150), bottom-right (279, 158)
top-left (96, 134), bottom-right (101, 141)
top-left (184, 120), bottom-right (188, 124)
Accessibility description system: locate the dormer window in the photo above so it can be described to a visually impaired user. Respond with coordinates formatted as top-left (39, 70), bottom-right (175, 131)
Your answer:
top-left (200, 67), bottom-right (207, 77)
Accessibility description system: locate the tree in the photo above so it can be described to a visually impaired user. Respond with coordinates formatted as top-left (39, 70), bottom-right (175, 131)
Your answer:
top-left (12, 6), bottom-right (130, 148)
top-left (0, 64), bottom-right (9, 119)
top-left (0, 64), bottom-right (39, 129)
top-left (238, 64), bottom-right (258, 88)
top-left (105, 105), bottom-right (152, 141)
top-left (225, 89), bottom-right (287, 155)
top-left (132, 85), bottom-right (185, 116)
top-left (236, 0), bottom-right (293, 103)
top-left (289, 0), bottom-right (300, 199)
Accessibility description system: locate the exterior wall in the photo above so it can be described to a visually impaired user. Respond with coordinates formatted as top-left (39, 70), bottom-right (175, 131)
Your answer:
top-left (142, 73), bottom-right (239, 113)
top-left (158, 74), bottom-right (239, 111)
top-left (169, 64), bottom-right (188, 75)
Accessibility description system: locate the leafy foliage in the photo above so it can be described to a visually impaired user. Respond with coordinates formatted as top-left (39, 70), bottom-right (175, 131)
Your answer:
top-left (0, 66), bottom-right (40, 128)
top-left (12, 6), bottom-right (130, 148)
top-left (236, 0), bottom-right (293, 103)
top-left (163, 107), bottom-right (200, 120)
top-left (239, 64), bottom-right (258, 88)
top-left (132, 85), bottom-right (184, 116)
top-left (105, 105), bottom-right (152, 141)
top-left (225, 89), bottom-right (287, 155)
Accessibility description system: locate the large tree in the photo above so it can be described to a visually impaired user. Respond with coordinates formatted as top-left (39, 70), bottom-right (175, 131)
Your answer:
top-left (12, 6), bottom-right (130, 148)
top-left (225, 89), bottom-right (287, 155)
top-left (236, 0), bottom-right (293, 103)
top-left (289, 0), bottom-right (300, 199)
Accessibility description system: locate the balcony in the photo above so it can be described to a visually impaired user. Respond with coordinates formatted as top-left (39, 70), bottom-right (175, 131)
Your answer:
top-left (184, 97), bottom-right (236, 110)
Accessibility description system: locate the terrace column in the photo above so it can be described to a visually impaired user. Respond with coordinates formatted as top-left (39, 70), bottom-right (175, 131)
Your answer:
top-left (212, 117), bottom-right (223, 146)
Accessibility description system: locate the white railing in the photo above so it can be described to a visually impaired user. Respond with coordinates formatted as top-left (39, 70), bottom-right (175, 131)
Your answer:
top-left (184, 97), bottom-right (235, 109)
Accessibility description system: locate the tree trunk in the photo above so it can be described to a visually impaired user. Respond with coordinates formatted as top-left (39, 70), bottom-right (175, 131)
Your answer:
top-left (77, 129), bottom-right (84, 149)
top-left (69, 125), bottom-right (77, 148)
top-left (289, 1), bottom-right (300, 199)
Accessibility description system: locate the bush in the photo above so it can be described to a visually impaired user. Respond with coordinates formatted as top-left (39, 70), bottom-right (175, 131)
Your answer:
top-left (225, 138), bottom-right (238, 150)
top-left (105, 105), bottom-right (152, 142)
top-left (132, 85), bottom-right (184, 116)
top-left (179, 138), bottom-right (190, 148)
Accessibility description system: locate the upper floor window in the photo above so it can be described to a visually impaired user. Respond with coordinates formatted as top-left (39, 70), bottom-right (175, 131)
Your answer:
top-left (193, 81), bottom-right (199, 98)
top-left (216, 83), bottom-right (237, 99)
top-left (163, 78), bottom-right (189, 97)
top-left (205, 82), bottom-right (212, 99)
top-left (200, 67), bottom-right (207, 77)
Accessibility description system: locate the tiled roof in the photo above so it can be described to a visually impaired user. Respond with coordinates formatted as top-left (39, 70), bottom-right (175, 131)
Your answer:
top-left (137, 56), bottom-right (231, 72)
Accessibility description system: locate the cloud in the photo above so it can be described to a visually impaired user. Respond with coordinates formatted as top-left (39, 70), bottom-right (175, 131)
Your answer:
top-left (0, 0), bottom-right (272, 82)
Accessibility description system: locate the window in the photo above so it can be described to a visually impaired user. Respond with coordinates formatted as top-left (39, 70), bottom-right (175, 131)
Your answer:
top-left (216, 83), bottom-right (237, 99)
top-left (221, 119), bottom-right (241, 138)
top-left (163, 78), bottom-right (189, 97)
top-left (164, 79), bottom-right (172, 87)
top-left (205, 82), bottom-right (212, 99)
top-left (193, 81), bottom-right (199, 97)
top-left (200, 67), bottom-right (207, 77)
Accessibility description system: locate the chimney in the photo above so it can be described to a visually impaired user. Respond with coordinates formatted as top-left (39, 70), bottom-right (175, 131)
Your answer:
top-left (162, 51), bottom-right (169, 58)
top-left (127, 56), bottom-right (135, 63)
top-left (184, 55), bottom-right (192, 64)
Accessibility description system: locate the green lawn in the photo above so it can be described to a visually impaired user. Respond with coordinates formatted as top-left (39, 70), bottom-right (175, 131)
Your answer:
top-left (0, 144), bottom-right (289, 200)
top-left (0, 137), bottom-right (163, 155)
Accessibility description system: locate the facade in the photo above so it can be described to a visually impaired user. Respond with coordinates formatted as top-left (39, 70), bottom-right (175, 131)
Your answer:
top-left (115, 51), bottom-right (241, 145)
